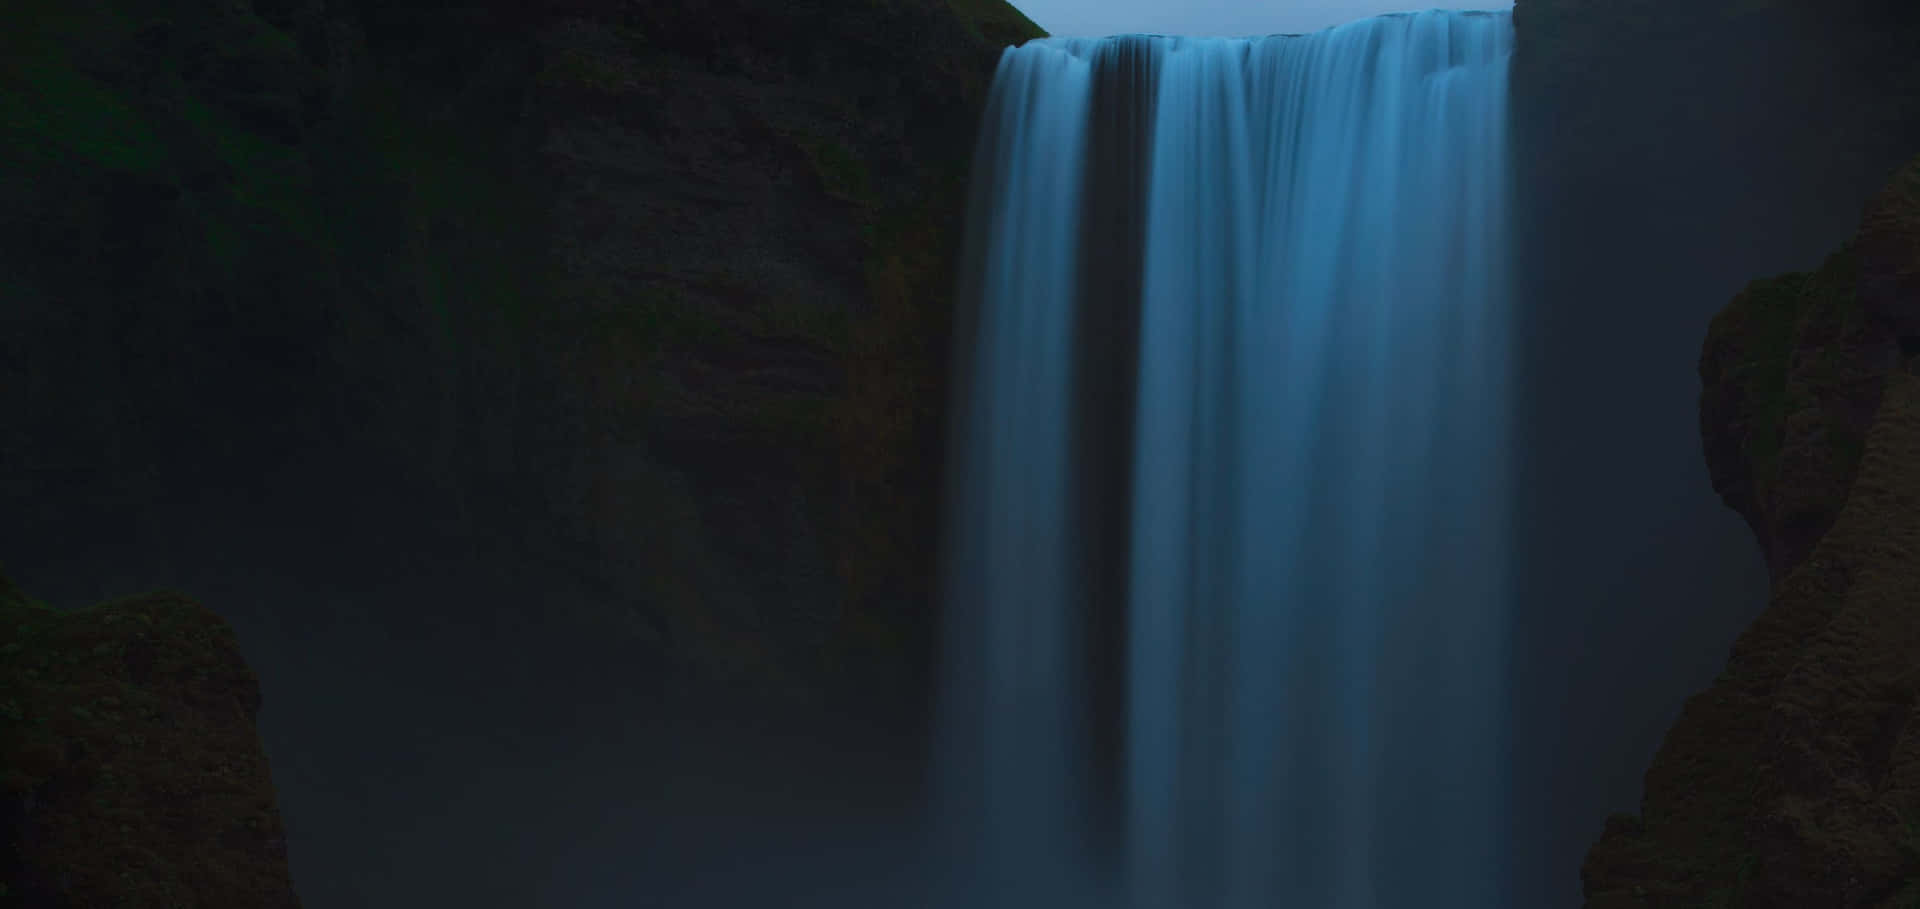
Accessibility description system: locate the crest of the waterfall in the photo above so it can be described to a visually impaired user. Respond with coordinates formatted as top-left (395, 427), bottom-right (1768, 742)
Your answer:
top-left (941, 11), bottom-right (1513, 909)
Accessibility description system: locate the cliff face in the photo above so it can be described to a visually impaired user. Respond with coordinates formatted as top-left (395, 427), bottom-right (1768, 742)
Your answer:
top-left (1, 0), bottom-right (1041, 713)
top-left (2, 0), bottom-right (1040, 899)
top-left (1504, 0), bottom-right (1920, 901)
top-left (1582, 158), bottom-right (1920, 908)
top-left (521, 0), bottom-right (1043, 709)
top-left (1, 576), bottom-right (299, 907)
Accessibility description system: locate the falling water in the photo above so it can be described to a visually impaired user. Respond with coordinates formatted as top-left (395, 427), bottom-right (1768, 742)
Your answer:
top-left (939, 11), bottom-right (1513, 909)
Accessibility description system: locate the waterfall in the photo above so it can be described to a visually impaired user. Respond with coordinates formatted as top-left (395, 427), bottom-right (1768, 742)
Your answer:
top-left (939, 11), bottom-right (1514, 909)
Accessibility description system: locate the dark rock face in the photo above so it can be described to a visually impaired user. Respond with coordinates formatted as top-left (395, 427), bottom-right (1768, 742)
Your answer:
top-left (1859, 162), bottom-right (1920, 352)
top-left (1506, 0), bottom-right (1920, 901)
top-left (517, 0), bottom-right (1043, 712)
top-left (1, 0), bottom-right (1040, 710)
top-left (1582, 157), bottom-right (1920, 908)
top-left (1699, 246), bottom-right (1895, 582)
top-left (1, 0), bottom-right (1040, 900)
top-left (1, 577), bottom-right (300, 908)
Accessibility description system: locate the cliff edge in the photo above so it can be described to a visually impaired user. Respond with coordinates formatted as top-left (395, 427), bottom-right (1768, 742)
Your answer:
top-left (1583, 157), bottom-right (1920, 907)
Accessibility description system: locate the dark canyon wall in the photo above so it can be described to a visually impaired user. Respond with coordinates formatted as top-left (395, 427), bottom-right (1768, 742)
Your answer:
top-left (2, 0), bottom-right (1039, 903)
top-left (1582, 155), bottom-right (1920, 909)
top-left (2, 0), bottom-right (1040, 717)
top-left (1509, 0), bottom-right (1920, 905)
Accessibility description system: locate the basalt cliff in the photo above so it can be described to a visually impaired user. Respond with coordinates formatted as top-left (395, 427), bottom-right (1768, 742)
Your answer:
top-left (1581, 156), bottom-right (1920, 909)
top-left (3, 0), bottom-right (1039, 902)
top-left (3, 0), bottom-right (1042, 722)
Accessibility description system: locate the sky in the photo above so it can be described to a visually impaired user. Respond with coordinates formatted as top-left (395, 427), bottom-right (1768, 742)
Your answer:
top-left (1009, 0), bottom-right (1515, 39)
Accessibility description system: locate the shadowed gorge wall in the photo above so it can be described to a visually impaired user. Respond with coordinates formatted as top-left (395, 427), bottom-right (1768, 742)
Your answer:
top-left (2, 0), bottom-right (1040, 903)
top-left (2, 0), bottom-right (1041, 712)
top-left (1507, 0), bottom-right (1920, 904)
top-left (1582, 156), bottom-right (1920, 907)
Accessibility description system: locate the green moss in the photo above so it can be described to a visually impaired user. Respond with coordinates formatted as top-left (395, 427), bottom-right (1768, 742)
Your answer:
top-left (1720, 271), bottom-right (1805, 480)
top-left (0, 38), bottom-right (164, 174)
top-left (944, 0), bottom-right (1048, 46)
top-left (1714, 245), bottom-right (1866, 499)
top-left (792, 132), bottom-right (876, 206)
top-left (178, 93), bottom-right (313, 231)
top-left (241, 17), bottom-right (301, 60)
top-left (301, 72), bottom-right (548, 385)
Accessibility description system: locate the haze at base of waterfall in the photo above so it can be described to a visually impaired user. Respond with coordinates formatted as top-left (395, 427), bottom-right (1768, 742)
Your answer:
top-left (940, 10), bottom-right (1514, 909)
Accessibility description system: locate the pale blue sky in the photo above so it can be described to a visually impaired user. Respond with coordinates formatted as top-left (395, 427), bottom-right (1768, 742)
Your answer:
top-left (1010, 0), bottom-right (1515, 38)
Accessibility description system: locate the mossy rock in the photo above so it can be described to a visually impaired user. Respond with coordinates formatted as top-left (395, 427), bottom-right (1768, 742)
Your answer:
top-left (1699, 239), bottom-right (1892, 579)
top-left (1, 580), bottom-right (298, 907)
top-left (1590, 155), bottom-right (1920, 907)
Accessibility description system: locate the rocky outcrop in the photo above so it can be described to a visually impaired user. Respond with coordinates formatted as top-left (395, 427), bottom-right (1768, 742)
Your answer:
top-left (1582, 157), bottom-right (1920, 907)
top-left (1698, 245), bottom-right (1895, 582)
top-left (1505, 1), bottom-right (1920, 901)
top-left (1, 574), bottom-right (299, 907)
top-left (1859, 160), bottom-right (1920, 354)
top-left (1692, 138), bottom-right (1920, 590)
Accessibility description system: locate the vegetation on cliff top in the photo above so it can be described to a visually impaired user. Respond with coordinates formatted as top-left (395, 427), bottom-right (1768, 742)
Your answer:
top-left (946, 0), bottom-right (1047, 47)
